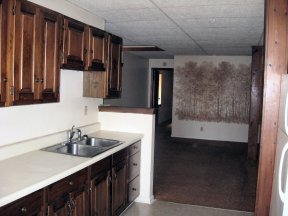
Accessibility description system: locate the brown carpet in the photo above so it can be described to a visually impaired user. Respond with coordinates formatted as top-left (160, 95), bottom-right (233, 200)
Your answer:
top-left (153, 123), bottom-right (258, 212)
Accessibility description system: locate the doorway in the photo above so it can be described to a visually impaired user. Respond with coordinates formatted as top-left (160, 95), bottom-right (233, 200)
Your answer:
top-left (151, 68), bottom-right (174, 125)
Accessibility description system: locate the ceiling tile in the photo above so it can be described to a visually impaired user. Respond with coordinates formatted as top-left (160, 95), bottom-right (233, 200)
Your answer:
top-left (67, 0), bottom-right (264, 58)
top-left (96, 8), bottom-right (167, 23)
top-left (176, 17), bottom-right (264, 29)
top-left (67, 0), bottom-right (155, 12)
top-left (163, 4), bottom-right (264, 19)
top-left (152, 0), bottom-right (264, 8)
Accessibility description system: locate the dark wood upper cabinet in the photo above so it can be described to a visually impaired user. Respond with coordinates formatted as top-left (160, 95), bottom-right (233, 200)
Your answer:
top-left (108, 34), bottom-right (122, 98)
top-left (85, 27), bottom-right (107, 71)
top-left (38, 9), bottom-right (62, 103)
top-left (12, 0), bottom-right (61, 105)
top-left (0, 0), bottom-right (8, 107)
top-left (61, 18), bottom-right (87, 70)
top-left (83, 33), bottom-right (123, 99)
top-left (13, 0), bottom-right (39, 105)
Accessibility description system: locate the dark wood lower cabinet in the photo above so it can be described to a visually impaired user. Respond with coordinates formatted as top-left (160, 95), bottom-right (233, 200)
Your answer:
top-left (112, 160), bottom-right (128, 216)
top-left (47, 169), bottom-right (89, 216)
top-left (90, 157), bottom-right (111, 216)
top-left (0, 142), bottom-right (141, 216)
top-left (0, 189), bottom-right (44, 216)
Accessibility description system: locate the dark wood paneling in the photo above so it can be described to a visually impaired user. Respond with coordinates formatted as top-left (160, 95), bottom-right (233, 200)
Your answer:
top-left (248, 46), bottom-right (264, 160)
top-left (255, 0), bottom-right (288, 215)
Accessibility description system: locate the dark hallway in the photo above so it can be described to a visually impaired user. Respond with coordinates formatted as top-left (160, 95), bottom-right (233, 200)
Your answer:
top-left (153, 123), bottom-right (258, 212)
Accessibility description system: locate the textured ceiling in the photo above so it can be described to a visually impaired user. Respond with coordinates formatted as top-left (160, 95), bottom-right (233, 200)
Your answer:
top-left (67, 0), bottom-right (264, 58)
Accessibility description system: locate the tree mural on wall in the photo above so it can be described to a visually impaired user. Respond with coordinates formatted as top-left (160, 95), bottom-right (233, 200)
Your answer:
top-left (175, 61), bottom-right (251, 123)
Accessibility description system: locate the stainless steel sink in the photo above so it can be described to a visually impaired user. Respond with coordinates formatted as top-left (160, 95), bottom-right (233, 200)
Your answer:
top-left (78, 137), bottom-right (122, 148)
top-left (42, 137), bottom-right (123, 158)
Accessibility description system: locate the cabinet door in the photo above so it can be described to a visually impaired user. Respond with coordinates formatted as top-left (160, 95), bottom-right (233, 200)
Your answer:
top-left (85, 27), bottom-right (106, 71)
top-left (91, 170), bottom-right (111, 216)
top-left (107, 35), bottom-right (122, 98)
top-left (0, 0), bottom-right (8, 107)
top-left (62, 18), bottom-right (86, 70)
top-left (0, 189), bottom-right (44, 216)
top-left (13, 0), bottom-right (39, 105)
top-left (112, 160), bottom-right (127, 216)
top-left (38, 9), bottom-right (61, 103)
top-left (47, 169), bottom-right (89, 216)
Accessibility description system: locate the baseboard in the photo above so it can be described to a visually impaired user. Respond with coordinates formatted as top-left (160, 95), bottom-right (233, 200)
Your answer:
top-left (135, 195), bottom-right (155, 204)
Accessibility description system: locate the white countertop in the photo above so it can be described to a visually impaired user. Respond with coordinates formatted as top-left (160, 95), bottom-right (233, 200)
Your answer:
top-left (0, 130), bottom-right (143, 207)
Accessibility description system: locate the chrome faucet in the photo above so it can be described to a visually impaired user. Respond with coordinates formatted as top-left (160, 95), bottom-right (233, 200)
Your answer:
top-left (67, 125), bottom-right (75, 143)
top-left (67, 125), bottom-right (82, 143)
top-left (76, 128), bottom-right (82, 141)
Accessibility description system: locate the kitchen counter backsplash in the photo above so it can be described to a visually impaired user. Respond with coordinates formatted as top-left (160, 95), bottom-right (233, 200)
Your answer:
top-left (0, 123), bottom-right (101, 161)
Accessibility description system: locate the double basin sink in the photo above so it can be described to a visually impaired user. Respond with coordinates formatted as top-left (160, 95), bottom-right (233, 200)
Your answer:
top-left (42, 137), bottom-right (123, 158)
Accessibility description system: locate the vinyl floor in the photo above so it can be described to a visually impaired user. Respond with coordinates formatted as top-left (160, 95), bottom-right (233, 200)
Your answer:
top-left (153, 123), bottom-right (258, 212)
top-left (122, 200), bottom-right (254, 216)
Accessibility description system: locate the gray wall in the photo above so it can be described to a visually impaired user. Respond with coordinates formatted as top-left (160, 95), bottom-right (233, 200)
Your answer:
top-left (104, 53), bottom-right (149, 107)
top-left (158, 69), bottom-right (173, 124)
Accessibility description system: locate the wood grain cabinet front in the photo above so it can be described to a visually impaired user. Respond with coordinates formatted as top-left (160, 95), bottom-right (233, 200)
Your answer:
top-left (90, 157), bottom-right (111, 216)
top-left (0, 0), bottom-right (8, 107)
top-left (61, 18), bottom-right (87, 71)
top-left (47, 168), bottom-right (89, 216)
top-left (127, 141), bottom-right (141, 205)
top-left (83, 33), bottom-right (123, 99)
top-left (4, 0), bottom-right (61, 106)
top-left (0, 189), bottom-right (44, 216)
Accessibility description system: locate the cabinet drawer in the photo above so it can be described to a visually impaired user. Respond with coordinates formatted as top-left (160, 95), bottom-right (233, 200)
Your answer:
top-left (128, 152), bottom-right (140, 182)
top-left (112, 148), bottom-right (128, 166)
top-left (128, 176), bottom-right (140, 203)
top-left (0, 189), bottom-right (43, 216)
top-left (90, 156), bottom-right (111, 179)
top-left (48, 168), bottom-right (88, 202)
top-left (128, 141), bottom-right (141, 156)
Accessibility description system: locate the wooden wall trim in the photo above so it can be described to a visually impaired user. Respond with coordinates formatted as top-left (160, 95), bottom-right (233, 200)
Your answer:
top-left (98, 106), bottom-right (155, 115)
top-left (248, 46), bottom-right (264, 161)
top-left (255, 0), bottom-right (288, 215)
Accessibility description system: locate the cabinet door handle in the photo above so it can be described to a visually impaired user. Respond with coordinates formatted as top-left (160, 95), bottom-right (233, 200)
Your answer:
top-left (40, 78), bottom-right (44, 83)
top-left (3, 77), bottom-right (7, 83)
top-left (132, 188), bottom-right (137, 191)
top-left (20, 207), bottom-right (27, 213)
top-left (133, 146), bottom-right (138, 150)
top-left (133, 163), bottom-right (138, 166)
top-left (69, 181), bottom-right (74, 186)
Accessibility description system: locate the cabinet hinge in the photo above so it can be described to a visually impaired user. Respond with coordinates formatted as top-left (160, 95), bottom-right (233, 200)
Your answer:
top-left (12, 5), bottom-right (16, 15)
top-left (10, 86), bottom-right (14, 96)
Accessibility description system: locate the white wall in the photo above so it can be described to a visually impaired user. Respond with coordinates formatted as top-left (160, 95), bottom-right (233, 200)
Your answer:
top-left (158, 69), bottom-right (173, 124)
top-left (99, 112), bottom-right (155, 204)
top-left (148, 59), bottom-right (174, 107)
top-left (104, 53), bottom-right (149, 107)
top-left (172, 55), bottom-right (251, 142)
top-left (28, 0), bottom-right (105, 30)
top-left (0, 70), bottom-right (103, 146)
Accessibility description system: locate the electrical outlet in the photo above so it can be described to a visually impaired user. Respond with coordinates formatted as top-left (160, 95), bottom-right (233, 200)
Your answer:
top-left (200, 127), bottom-right (204, 131)
top-left (84, 106), bottom-right (88, 115)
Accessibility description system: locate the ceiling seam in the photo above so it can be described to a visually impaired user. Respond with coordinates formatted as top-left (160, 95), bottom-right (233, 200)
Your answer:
top-left (148, 0), bottom-right (208, 55)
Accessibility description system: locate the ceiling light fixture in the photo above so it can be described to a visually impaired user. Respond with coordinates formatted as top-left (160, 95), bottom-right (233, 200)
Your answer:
top-left (122, 45), bottom-right (164, 52)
